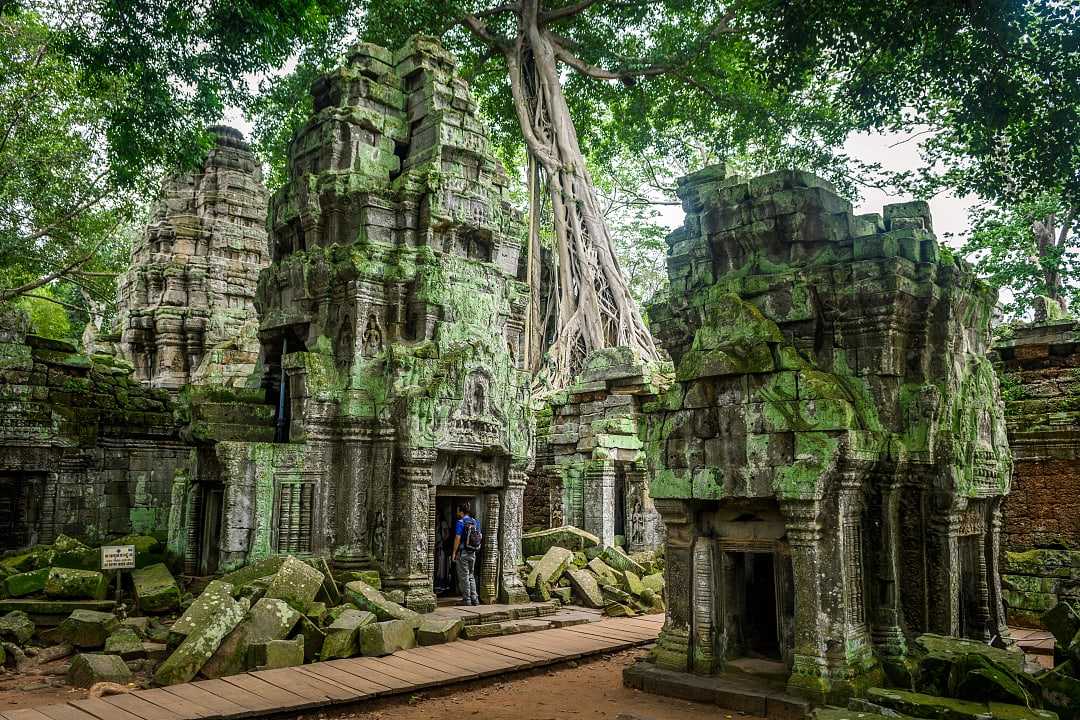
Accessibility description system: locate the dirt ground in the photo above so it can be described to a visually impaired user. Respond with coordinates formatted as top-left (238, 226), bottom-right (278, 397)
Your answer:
top-left (327, 649), bottom-right (761, 720)
top-left (0, 648), bottom-right (757, 720)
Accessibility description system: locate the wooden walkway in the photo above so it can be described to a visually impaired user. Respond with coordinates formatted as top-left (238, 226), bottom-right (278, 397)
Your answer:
top-left (6, 614), bottom-right (663, 720)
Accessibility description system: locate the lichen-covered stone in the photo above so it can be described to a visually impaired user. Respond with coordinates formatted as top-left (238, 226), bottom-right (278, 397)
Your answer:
top-left (297, 615), bottom-right (326, 663)
top-left (526, 547), bottom-right (574, 589)
top-left (201, 598), bottom-right (301, 679)
top-left (44, 567), bottom-right (107, 600)
top-left (67, 652), bottom-right (132, 688)
top-left (248, 636), bottom-right (305, 670)
top-left (104, 627), bottom-right (146, 660)
top-left (360, 619), bottom-right (417, 657)
top-left (0, 610), bottom-right (35, 644)
top-left (5, 567), bottom-right (49, 597)
top-left (131, 563), bottom-right (181, 613)
top-left (1042, 601), bottom-right (1080, 648)
top-left (344, 581), bottom-right (420, 624)
top-left (521, 527), bottom-right (600, 558)
top-left (599, 547), bottom-right (646, 576)
top-left (169, 579), bottom-right (235, 645)
top-left (417, 617), bottom-right (462, 645)
top-left (264, 556), bottom-right (324, 611)
top-left (153, 596), bottom-right (249, 686)
top-left (320, 609), bottom-right (375, 660)
top-left (566, 568), bottom-right (604, 609)
top-left (49, 535), bottom-right (98, 570)
top-left (59, 609), bottom-right (120, 648)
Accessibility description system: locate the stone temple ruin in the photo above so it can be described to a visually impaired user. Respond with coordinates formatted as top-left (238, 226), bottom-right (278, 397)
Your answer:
top-left (174, 37), bottom-right (531, 611)
top-left (115, 125), bottom-right (271, 390)
top-left (637, 165), bottom-right (1012, 700)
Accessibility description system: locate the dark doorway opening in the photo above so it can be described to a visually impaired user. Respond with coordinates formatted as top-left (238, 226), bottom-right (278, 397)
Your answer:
top-left (434, 493), bottom-right (482, 602)
top-left (0, 472), bottom-right (40, 550)
top-left (197, 485), bottom-right (224, 576)
top-left (728, 551), bottom-right (781, 660)
top-left (614, 465), bottom-right (627, 540)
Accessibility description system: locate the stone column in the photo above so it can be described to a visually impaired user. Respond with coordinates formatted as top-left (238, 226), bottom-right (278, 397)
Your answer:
top-left (584, 460), bottom-right (616, 547)
top-left (691, 537), bottom-right (722, 674)
top-left (988, 499), bottom-right (1011, 643)
top-left (926, 495), bottom-right (961, 637)
top-left (652, 499), bottom-right (695, 672)
top-left (478, 492), bottom-right (501, 604)
top-left (335, 425), bottom-right (372, 567)
top-left (385, 458), bottom-right (437, 613)
top-left (499, 469), bottom-right (530, 604)
top-left (870, 473), bottom-right (907, 659)
top-left (304, 413), bottom-right (336, 554)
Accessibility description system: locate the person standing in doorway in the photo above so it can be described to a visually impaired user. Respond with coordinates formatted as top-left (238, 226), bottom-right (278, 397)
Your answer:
top-left (453, 502), bottom-right (482, 606)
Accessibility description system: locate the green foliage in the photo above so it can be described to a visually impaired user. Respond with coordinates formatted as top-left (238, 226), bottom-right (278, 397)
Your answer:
top-left (961, 194), bottom-right (1079, 319)
top-left (17, 290), bottom-right (72, 340)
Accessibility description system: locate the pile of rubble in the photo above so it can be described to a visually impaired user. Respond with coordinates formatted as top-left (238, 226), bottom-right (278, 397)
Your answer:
top-left (812, 603), bottom-right (1080, 720)
top-left (520, 526), bottom-right (665, 616)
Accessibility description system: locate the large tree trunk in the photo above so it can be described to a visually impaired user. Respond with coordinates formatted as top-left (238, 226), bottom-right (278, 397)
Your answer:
top-left (505, 2), bottom-right (659, 389)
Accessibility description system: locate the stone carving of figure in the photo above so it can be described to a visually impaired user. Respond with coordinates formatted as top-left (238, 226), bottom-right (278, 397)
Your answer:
top-left (371, 510), bottom-right (386, 562)
top-left (471, 378), bottom-right (486, 416)
top-left (363, 314), bottom-right (383, 355)
top-left (630, 494), bottom-right (645, 548)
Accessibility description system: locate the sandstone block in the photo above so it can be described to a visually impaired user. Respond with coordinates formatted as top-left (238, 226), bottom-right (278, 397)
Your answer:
top-left (344, 581), bottom-right (421, 624)
top-left (320, 609), bottom-right (375, 660)
top-left (0, 610), bottom-right (35, 644)
top-left (67, 652), bottom-right (132, 688)
top-left (45, 567), bottom-right (107, 600)
top-left (131, 563), bottom-right (180, 613)
top-left (5, 567), bottom-right (49, 597)
top-left (526, 547), bottom-right (574, 589)
top-left (104, 627), bottom-right (146, 659)
top-left (248, 636), bottom-right (305, 670)
top-left (265, 556), bottom-right (324, 611)
top-left (169, 579), bottom-right (235, 645)
top-left (521, 526), bottom-right (599, 558)
top-left (153, 596), bottom-right (249, 685)
top-left (59, 609), bottom-right (119, 648)
top-left (360, 619), bottom-right (416, 657)
top-left (566, 569), bottom-right (604, 608)
top-left (417, 616), bottom-right (462, 645)
top-left (201, 598), bottom-right (301, 679)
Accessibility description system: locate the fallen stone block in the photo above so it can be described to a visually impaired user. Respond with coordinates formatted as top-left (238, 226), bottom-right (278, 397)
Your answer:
top-left (522, 526), bottom-right (599, 558)
top-left (868, 687), bottom-right (987, 720)
top-left (417, 617), bottom-right (462, 645)
top-left (249, 636), bottom-right (305, 670)
top-left (619, 570), bottom-right (646, 596)
top-left (587, 557), bottom-right (619, 585)
top-left (153, 596), bottom-right (249, 686)
top-left (321, 609), bottom-right (375, 660)
top-left (360, 619), bottom-right (417, 657)
top-left (59, 609), bottom-right (119, 648)
top-left (67, 652), bottom-right (132, 688)
top-left (344, 581), bottom-right (421, 624)
top-left (641, 572), bottom-right (665, 594)
top-left (600, 546), bottom-right (646, 576)
top-left (265, 556), bottom-right (324, 611)
top-left (219, 556), bottom-right (287, 587)
top-left (1043, 601), bottom-right (1080, 648)
top-left (950, 652), bottom-right (1035, 706)
top-left (566, 568), bottom-right (604, 609)
top-left (384, 589), bottom-right (406, 605)
top-left (5, 567), bottom-right (50, 597)
top-left (550, 586), bottom-right (572, 604)
top-left (462, 621), bottom-right (504, 640)
top-left (0, 610), bottom-right (35, 644)
top-left (1037, 661), bottom-right (1080, 718)
top-left (44, 567), bottom-right (107, 600)
top-left (201, 598), bottom-right (301, 679)
top-left (142, 642), bottom-right (168, 662)
top-left (131, 563), bottom-right (181, 614)
top-left (603, 602), bottom-right (635, 617)
top-left (336, 570), bottom-right (381, 590)
top-left (169, 580), bottom-right (235, 645)
top-left (297, 615), bottom-right (326, 663)
top-left (121, 616), bottom-right (150, 637)
top-left (50, 535), bottom-right (97, 570)
top-left (914, 633), bottom-right (1026, 696)
top-left (526, 547), bottom-right (574, 589)
top-left (104, 627), bottom-right (146, 660)
top-left (303, 601), bottom-right (327, 624)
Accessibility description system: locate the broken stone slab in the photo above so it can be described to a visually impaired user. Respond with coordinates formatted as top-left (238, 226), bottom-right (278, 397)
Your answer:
top-left (587, 557), bottom-right (619, 585)
top-left (336, 570), bottom-right (381, 590)
top-left (297, 615), bottom-right (326, 663)
top-left (169, 579), bottom-right (235, 645)
top-left (67, 652), bottom-right (132, 688)
top-left (526, 547), bottom-right (574, 589)
top-left (153, 595), bottom-right (249, 686)
top-left (104, 627), bottom-right (146, 660)
top-left (417, 616), bottom-right (462, 645)
top-left (131, 563), bottom-right (180, 614)
top-left (59, 609), bottom-right (120, 648)
top-left (619, 570), bottom-right (646, 597)
top-left (384, 589), bottom-right (406, 605)
top-left (303, 600), bottom-right (327, 624)
top-left (142, 642), bottom-right (168, 662)
top-left (265, 556), bottom-right (324, 611)
top-left (44, 567), bottom-right (107, 600)
top-left (914, 633), bottom-right (1027, 696)
top-left (248, 636), bottom-right (305, 670)
top-left (0, 610), bottom-right (35, 644)
top-left (50, 535), bottom-right (98, 570)
top-left (1037, 661), bottom-right (1080, 718)
top-left (1042, 601), bottom-right (1080, 648)
top-left (948, 652), bottom-right (1037, 706)
top-left (600, 546), bottom-right (647, 576)
top-left (550, 587), bottom-right (572, 604)
top-left (321, 609), bottom-right (376, 660)
top-left (0, 598), bottom-right (115, 627)
top-left (521, 526), bottom-right (600, 558)
top-left (603, 602), bottom-right (636, 617)
top-left (121, 616), bottom-right (150, 637)
top-left (325, 603), bottom-right (360, 625)
top-left (641, 572), bottom-right (665, 594)
top-left (360, 619), bottom-right (417, 657)
top-left (201, 598), bottom-right (301, 679)
top-left (5, 567), bottom-right (50, 597)
top-left (566, 568), bottom-right (604, 609)
top-left (867, 688), bottom-right (987, 720)
top-left (343, 581), bottom-right (421, 624)
top-left (219, 556), bottom-right (287, 587)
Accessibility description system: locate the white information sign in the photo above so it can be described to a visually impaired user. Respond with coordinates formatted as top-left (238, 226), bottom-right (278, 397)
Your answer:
top-left (101, 545), bottom-right (136, 570)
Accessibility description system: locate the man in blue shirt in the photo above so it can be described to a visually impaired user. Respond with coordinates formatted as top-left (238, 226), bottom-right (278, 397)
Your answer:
top-left (453, 503), bottom-right (481, 606)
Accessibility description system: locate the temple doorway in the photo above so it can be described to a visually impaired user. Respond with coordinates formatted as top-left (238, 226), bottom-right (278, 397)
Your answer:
top-left (0, 472), bottom-right (40, 550)
top-left (726, 551), bottom-right (782, 661)
top-left (434, 492), bottom-right (483, 601)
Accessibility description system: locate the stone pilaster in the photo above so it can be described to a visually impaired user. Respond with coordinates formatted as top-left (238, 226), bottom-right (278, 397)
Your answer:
top-left (584, 460), bottom-right (616, 547)
top-left (651, 498), bottom-right (694, 672)
top-left (335, 425), bottom-right (372, 566)
top-left (926, 498), bottom-right (961, 636)
top-left (385, 460), bottom-right (437, 613)
top-left (478, 492), bottom-right (501, 604)
top-left (869, 473), bottom-right (907, 660)
top-left (690, 537), bottom-right (722, 674)
top-left (499, 469), bottom-right (530, 604)
top-left (988, 499), bottom-right (1011, 643)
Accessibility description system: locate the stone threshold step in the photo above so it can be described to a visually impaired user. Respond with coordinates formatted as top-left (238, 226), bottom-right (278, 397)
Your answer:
top-left (462, 619), bottom-right (555, 640)
top-left (623, 661), bottom-right (810, 720)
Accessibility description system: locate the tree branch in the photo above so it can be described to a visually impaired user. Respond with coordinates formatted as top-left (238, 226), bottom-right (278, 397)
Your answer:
top-left (0, 239), bottom-right (105, 304)
top-left (453, 8), bottom-right (513, 51)
top-left (540, 0), bottom-right (643, 24)
top-left (18, 292), bottom-right (89, 314)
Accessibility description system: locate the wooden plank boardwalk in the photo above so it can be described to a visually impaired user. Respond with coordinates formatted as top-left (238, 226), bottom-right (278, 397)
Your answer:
top-left (7, 614), bottom-right (663, 720)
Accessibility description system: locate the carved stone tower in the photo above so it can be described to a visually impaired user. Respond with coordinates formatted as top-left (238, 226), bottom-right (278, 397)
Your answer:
top-left (116, 126), bottom-right (270, 390)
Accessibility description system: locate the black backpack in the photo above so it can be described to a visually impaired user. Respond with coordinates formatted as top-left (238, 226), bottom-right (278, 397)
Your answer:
top-left (462, 517), bottom-right (483, 551)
